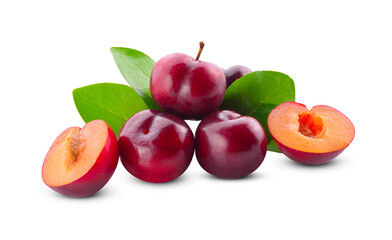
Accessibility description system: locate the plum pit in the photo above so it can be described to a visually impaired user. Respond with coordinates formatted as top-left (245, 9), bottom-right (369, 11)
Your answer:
top-left (298, 113), bottom-right (324, 138)
top-left (65, 129), bottom-right (83, 167)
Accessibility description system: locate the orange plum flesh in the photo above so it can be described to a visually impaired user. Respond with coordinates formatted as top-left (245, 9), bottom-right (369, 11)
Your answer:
top-left (268, 102), bottom-right (355, 165)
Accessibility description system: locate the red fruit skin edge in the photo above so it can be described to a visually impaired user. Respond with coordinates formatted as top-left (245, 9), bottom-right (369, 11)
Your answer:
top-left (272, 136), bottom-right (345, 165)
top-left (46, 125), bottom-right (119, 197)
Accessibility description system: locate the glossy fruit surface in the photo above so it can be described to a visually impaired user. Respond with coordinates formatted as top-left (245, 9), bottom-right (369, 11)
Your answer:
top-left (42, 120), bottom-right (119, 197)
top-left (224, 65), bottom-right (252, 88)
top-left (150, 46), bottom-right (226, 120)
top-left (268, 101), bottom-right (355, 165)
top-left (118, 109), bottom-right (194, 183)
top-left (195, 110), bottom-right (267, 179)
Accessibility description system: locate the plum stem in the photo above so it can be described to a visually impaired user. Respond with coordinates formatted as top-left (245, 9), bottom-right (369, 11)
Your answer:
top-left (195, 41), bottom-right (205, 61)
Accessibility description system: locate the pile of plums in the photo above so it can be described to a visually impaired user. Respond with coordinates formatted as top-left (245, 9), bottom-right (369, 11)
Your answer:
top-left (119, 42), bottom-right (265, 183)
top-left (41, 42), bottom-right (264, 197)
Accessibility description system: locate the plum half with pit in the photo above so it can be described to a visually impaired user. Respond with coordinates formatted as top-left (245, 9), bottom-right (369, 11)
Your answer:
top-left (42, 120), bottom-right (119, 197)
top-left (267, 102), bottom-right (355, 165)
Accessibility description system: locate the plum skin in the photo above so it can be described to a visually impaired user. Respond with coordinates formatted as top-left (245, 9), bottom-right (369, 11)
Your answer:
top-left (224, 65), bottom-right (252, 88)
top-left (195, 110), bottom-right (267, 179)
top-left (118, 109), bottom-right (194, 183)
top-left (43, 124), bottom-right (119, 198)
top-left (272, 135), bottom-right (346, 165)
top-left (150, 53), bottom-right (226, 120)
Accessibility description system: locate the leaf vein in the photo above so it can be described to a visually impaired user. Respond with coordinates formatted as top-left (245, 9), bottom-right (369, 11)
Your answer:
top-left (124, 59), bottom-right (152, 81)
top-left (75, 92), bottom-right (127, 121)
top-left (246, 81), bottom-right (291, 116)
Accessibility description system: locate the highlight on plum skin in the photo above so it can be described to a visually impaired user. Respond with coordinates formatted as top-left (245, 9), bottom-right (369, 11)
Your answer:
top-left (267, 101), bottom-right (355, 165)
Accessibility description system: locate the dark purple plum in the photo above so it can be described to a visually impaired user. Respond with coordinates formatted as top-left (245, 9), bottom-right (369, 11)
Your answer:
top-left (118, 110), bottom-right (194, 183)
top-left (224, 65), bottom-right (252, 88)
top-left (150, 42), bottom-right (226, 120)
top-left (195, 110), bottom-right (267, 179)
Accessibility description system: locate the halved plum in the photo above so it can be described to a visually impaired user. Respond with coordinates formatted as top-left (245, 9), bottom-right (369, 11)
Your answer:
top-left (267, 102), bottom-right (355, 165)
top-left (42, 120), bottom-right (119, 197)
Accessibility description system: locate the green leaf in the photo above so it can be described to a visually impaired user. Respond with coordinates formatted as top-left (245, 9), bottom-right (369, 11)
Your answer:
top-left (220, 71), bottom-right (295, 152)
top-left (110, 47), bottom-right (159, 109)
top-left (73, 83), bottom-right (149, 136)
top-left (267, 141), bottom-right (281, 153)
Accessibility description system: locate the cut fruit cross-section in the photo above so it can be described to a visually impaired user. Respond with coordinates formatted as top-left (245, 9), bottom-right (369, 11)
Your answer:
top-left (267, 102), bottom-right (355, 165)
top-left (42, 120), bottom-right (119, 197)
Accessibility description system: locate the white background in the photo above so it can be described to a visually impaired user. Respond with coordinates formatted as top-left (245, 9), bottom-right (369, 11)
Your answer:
top-left (1, 0), bottom-right (391, 239)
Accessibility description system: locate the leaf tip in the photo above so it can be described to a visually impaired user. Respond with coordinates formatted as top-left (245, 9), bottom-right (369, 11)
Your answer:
top-left (110, 47), bottom-right (119, 55)
top-left (72, 87), bottom-right (79, 97)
